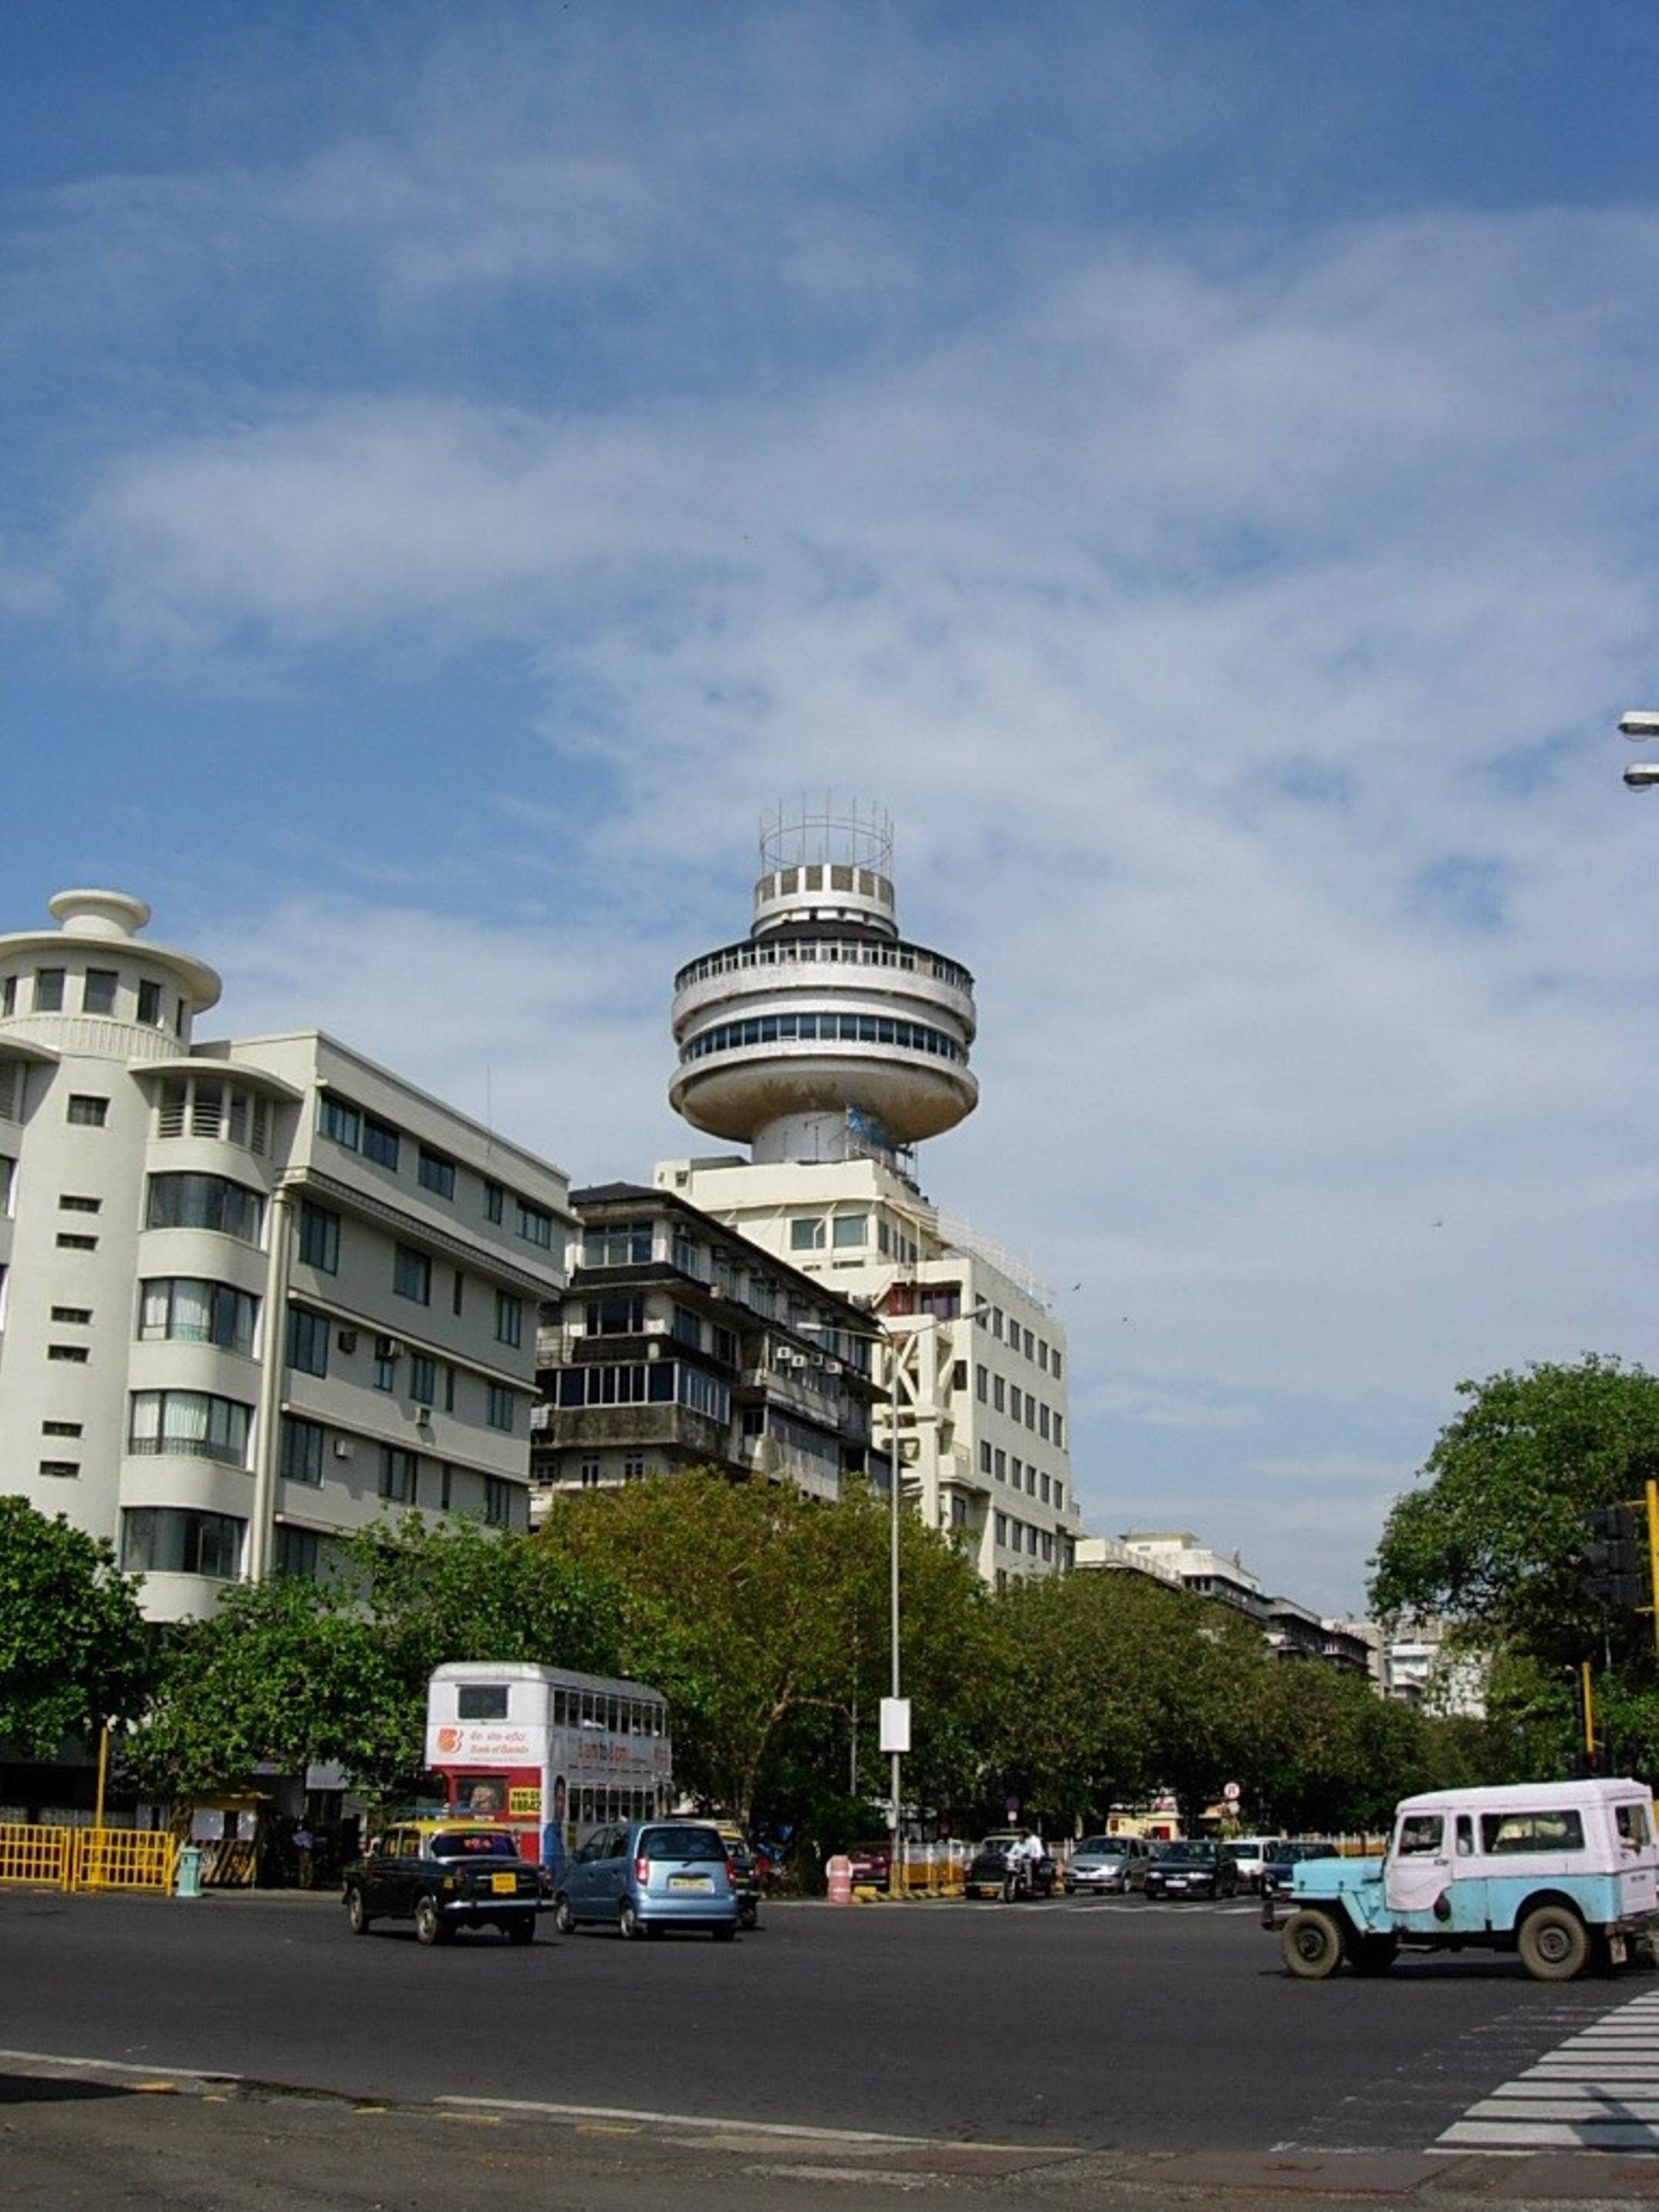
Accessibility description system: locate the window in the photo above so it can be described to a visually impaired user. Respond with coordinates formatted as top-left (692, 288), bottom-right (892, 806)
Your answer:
top-left (35, 968), bottom-right (65, 1011)
top-left (56, 1233), bottom-right (96, 1251)
top-left (671, 1303), bottom-right (701, 1349)
top-left (458, 1683), bottom-right (509, 1721)
top-left (362, 1115), bottom-right (400, 1170)
top-left (1025, 1395), bottom-right (1037, 1430)
top-left (993, 1376), bottom-right (1005, 1413)
top-left (486, 1384), bottom-right (515, 1432)
top-left (279, 1416), bottom-right (326, 1485)
top-left (410, 1353), bottom-right (437, 1407)
top-left (1009, 1385), bottom-right (1021, 1423)
top-left (47, 1344), bottom-right (89, 1363)
top-left (319, 1094), bottom-right (361, 1150)
top-left (995, 1512), bottom-right (1008, 1545)
top-left (583, 1221), bottom-right (654, 1268)
top-left (120, 1506), bottom-right (245, 1579)
top-left (1038, 1339), bottom-right (1049, 1373)
top-left (1053, 1348), bottom-right (1063, 1381)
top-left (975, 1364), bottom-right (988, 1402)
top-left (979, 1440), bottom-right (993, 1474)
top-left (484, 1180), bottom-right (505, 1224)
top-left (139, 1278), bottom-right (256, 1355)
top-left (1040, 1472), bottom-right (1051, 1504)
top-left (440, 1464), bottom-right (455, 1510)
top-left (66, 1095), bottom-right (109, 1126)
top-left (298, 1202), bottom-right (340, 1273)
top-left (1618, 1802), bottom-right (1653, 1850)
top-left (146, 1172), bottom-right (262, 1244)
top-left (451, 1268), bottom-right (464, 1315)
top-left (373, 1344), bottom-right (398, 1392)
top-left (137, 978), bottom-right (162, 1026)
top-left (495, 1291), bottom-right (523, 1349)
top-left (51, 1305), bottom-right (91, 1324)
top-left (82, 970), bottom-right (118, 1015)
top-left (42, 1420), bottom-right (83, 1437)
top-left (444, 1363), bottom-right (457, 1413)
top-left (991, 1307), bottom-right (1003, 1340)
top-left (1023, 1328), bottom-right (1035, 1359)
top-left (378, 1446), bottom-right (417, 1503)
top-left (285, 1305), bottom-right (330, 1377)
top-left (677, 1366), bottom-right (729, 1420)
top-left (791, 1217), bottom-right (826, 1252)
top-left (951, 1495), bottom-right (969, 1528)
top-left (39, 1461), bottom-right (79, 1479)
top-left (1396, 1815), bottom-right (1444, 1857)
top-left (418, 1147), bottom-right (455, 1200)
top-left (60, 1194), bottom-right (100, 1212)
top-left (586, 1295), bottom-right (645, 1335)
top-left (833, 1213), bottom-right (867, 1249)
top-left (516, 1199), bottom-right (554, 1248)
top-left (482, 1476), bottom-right (515, 1528)
top-left (951, 1359), bottom-right (968, 1391)
top-left (1479, 1811), bottom-right (1586, 1856)
top-left (995, 1448), bottom-right (1006, 1481)
top-left (1054, 1481), bottom-right (1064, 1511)
top-left (128, 1390), bottom-right (254, 1467)
top-left (1053, 1413), bottom-right (1064, 1449)
top-left (1, 976), bottom-right (14, 1017)
top-left (394, 1245), bottom-right (431, 1304)
top-left (274, 1525), bottom-right (321, 1579)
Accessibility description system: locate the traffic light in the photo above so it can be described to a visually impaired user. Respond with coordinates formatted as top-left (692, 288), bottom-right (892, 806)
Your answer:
top-left (1581, 1503), bottom-right (1649, 1609)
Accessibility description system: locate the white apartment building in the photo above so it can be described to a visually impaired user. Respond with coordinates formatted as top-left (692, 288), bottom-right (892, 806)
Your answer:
top-left (0, 889), bottom-right (573, 1619)
top-left (655, 804), bottom-right (1080, 1587)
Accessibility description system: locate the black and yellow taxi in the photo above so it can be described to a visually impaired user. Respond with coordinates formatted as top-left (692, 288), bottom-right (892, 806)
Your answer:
top-left (343, 1819), bottom-right (546, 1946)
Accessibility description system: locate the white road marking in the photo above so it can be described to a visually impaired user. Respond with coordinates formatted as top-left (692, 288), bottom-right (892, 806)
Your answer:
top-left (1434, 1989), bottom-right (1659, 2154)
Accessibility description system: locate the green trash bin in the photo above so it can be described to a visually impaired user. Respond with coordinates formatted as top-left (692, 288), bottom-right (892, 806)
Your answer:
top-left (175, 1843), bottom-right (204, 1899)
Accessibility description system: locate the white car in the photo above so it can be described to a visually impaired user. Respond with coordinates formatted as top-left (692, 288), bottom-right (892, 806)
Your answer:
top-left (1223, 1836), bottom-right (1279, 1893)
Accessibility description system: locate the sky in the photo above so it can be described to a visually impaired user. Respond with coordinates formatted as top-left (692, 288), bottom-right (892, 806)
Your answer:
top-left (8, 1), bottom-right (1659, 1615)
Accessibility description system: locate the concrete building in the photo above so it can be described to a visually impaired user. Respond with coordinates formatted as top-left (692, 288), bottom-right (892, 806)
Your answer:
top-left (1077, 1531), bottom-right (1375, 1677)
top-left (657, 805), bottom-right (1080, 1586)
top-left (1114, 1530), bottom-right (1268, 1621)
top-left (529, 1181), bottom-right (886, 1508)
top-left (0, 889), bottom-right (573, 1619)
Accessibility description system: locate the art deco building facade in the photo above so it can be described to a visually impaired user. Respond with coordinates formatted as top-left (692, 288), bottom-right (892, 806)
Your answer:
top-left (0, 890), bottom-right (573, 1619)
top-left (659, 808), bottom-right (1080, 1585)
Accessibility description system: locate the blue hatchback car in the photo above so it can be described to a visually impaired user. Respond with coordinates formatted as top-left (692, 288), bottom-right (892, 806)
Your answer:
top-left (552, 1819), bottom-right (740, 1940)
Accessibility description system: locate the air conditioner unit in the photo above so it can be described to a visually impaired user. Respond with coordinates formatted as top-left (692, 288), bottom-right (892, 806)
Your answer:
top-left (414, 1406), bottom-right (433, 1425)
top-left (333, 1438), bottom-right (353, 1461)
top-left (336, 1329), bottom-right (357, 1353)
top-left (375, 1335), bottom-right (403, 1360)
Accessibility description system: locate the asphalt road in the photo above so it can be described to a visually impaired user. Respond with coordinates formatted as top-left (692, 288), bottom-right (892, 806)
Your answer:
top-left (0, 1887), bottom-right (1634, 2156)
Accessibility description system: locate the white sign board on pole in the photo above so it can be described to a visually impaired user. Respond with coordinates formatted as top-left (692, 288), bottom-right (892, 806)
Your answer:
top-left (879, 1697), bottom-right (911, 1754)
top-left (1222, 1781), bottom-right (1242, 1805)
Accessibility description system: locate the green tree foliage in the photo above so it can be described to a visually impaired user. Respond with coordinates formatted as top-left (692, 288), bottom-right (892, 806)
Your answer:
top-left (127, 1516), bottom-right (629, 1802)
top-left (0, 1497), bottom-right (150, 1757)
top-left (535, 1472), bottom-right (996, 1825)
top-left (1370, 1356), bottom-right (1659, 1668)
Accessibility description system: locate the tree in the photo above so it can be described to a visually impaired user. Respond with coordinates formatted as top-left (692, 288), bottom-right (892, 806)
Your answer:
top-left (1369, 1356), bottom-right (1659, 1669)
top-left (0, 1497), bottom-right (150, 1758)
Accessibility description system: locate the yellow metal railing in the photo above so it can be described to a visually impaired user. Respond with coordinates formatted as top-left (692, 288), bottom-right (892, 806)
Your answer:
top-left (0, 1823), bottom-right (178, 1893)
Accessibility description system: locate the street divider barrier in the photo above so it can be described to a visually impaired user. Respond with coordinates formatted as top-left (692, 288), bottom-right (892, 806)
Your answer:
top-left (0, 1822), bottom-right (178, 1893)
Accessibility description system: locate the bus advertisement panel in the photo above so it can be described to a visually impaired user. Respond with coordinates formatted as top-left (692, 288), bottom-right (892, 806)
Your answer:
top-left (425, 1661), bottom-right (672, 1873)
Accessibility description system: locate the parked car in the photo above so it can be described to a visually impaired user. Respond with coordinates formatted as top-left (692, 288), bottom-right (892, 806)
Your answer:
top-left (1270, 1779), bottom-right (1659, 1982)
top-left (343, 1821), bottom-right (546, 1946)
top-left (1259, 1841), bottom-right (1340, 1901)
top-left (963, 1832), bottom-right (1057, 1900)
top-left (714, 1822), bottom-right (761, 1928)
top-left (1223, 1837), bottom-right (1279, 1893)
top-left (1063, 1835), bottom-right (1152, 1896)
top-left (846, 1839), bottom-right (894, 1887)
top-left (553, 1819), bottom-right (740, 1940)
top-left (1142, 1841), bottom-right (1242, 1900)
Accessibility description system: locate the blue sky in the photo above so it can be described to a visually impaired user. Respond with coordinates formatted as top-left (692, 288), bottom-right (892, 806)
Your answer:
top-left (9, 1), bottom-right (1659, 1613)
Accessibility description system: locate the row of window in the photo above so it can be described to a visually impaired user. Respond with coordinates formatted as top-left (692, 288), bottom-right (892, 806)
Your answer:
top-left (681, 1011), bottom-right (967, 1065)
top-left (977, 1441), bottom-right (1064, 1510)
top-left (673, 932), bottom-right (971, 997)
top-left (155, 1077), bottom-right (270, 1156)
top-left (976, 1307), bottom-right (1061, 1376)
top-left (285, 1312), bottom-right (519, 1429)
top-left (975, 1366), bottom-right (1065, 1446)
top-left (995, 1511), bottom-right (1056, 1562)
top-left (578, 1223), bottom-right (870, 1368)
top-left (552, 1360), bottom-right (732, 1423)
top-left (277, 1415), bottom-right (517, 1524)
top-left (4, 967), bottom-right (183, 1031)
top-left (318, 1092), bottom-right (556, 1247)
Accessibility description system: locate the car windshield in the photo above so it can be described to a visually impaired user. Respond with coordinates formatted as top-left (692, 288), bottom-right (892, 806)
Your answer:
top-left (1162, 1845), bottom-right (1214, 1863)
top-left (1076, 1839), bottom-right (1119, 1855)
top-left (429, 1832), bottom-right (520, 1860)
top-left (979, 1834), bottom-right (1021, 1851)
top-left (641, 1825), bottom-right (724, 1862)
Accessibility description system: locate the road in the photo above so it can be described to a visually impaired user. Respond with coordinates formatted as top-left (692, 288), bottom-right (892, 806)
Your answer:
top-left (0, 1887), bottom-right (1640, 2146)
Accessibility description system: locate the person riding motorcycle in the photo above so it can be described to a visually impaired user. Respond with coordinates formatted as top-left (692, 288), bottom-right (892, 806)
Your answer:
top-left (1002, 1829), bottom-right (1045, 1901)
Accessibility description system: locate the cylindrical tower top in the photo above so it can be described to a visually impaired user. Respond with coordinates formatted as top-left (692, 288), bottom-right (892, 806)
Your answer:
top-left (670, 805), bottom-right (977, 1166)
top-left (754, 799), bottom-right (897, 941)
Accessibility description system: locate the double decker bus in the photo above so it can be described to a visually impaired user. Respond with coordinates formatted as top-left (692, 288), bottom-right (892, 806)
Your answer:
top-left (425, 1661), bottom-right (673, 1870)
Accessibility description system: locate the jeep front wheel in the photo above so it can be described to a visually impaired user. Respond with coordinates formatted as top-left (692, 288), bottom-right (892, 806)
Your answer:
top-left (1281, 1907), bottom-right (1345, 1980)
top-left (1519, 1904), bottom-right (1589, 1983)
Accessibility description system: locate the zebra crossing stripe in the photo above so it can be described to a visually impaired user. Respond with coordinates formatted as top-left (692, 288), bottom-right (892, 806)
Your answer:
top-left (1436, 1987), bottom-right (1659, 2154)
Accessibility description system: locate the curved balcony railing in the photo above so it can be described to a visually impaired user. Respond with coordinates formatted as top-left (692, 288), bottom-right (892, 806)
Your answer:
top-left (677, 1010), bottom-right (970, 1068)
top-left (674, 937), bottom-right (974, 999)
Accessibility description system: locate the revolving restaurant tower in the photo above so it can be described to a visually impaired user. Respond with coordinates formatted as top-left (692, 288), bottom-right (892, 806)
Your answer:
top-left (663, 808), bottom-right (1080, 1586)
top-left (668, 805), bottom-right (978, 1167)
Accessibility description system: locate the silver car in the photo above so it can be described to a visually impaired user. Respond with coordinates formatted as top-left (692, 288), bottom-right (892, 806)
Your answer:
top-left (552, 1819), bottom-right (740, 1940)
top-left (1064, 1835), bottom-right (1151, 1895)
